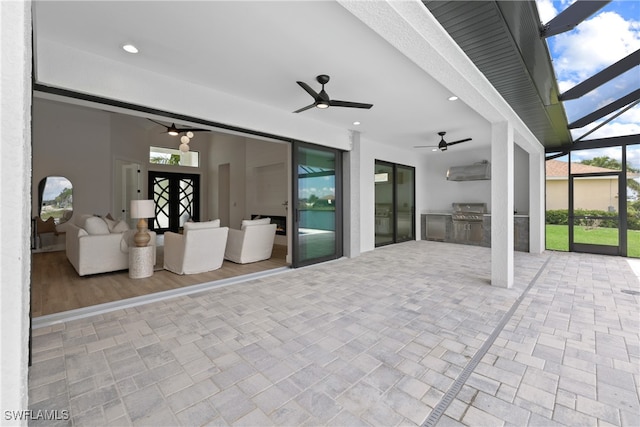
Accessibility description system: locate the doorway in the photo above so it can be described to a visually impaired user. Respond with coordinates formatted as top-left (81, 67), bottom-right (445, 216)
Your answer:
top-left (570, 171), bottom-right (622, 256)
top-left (292, 142), bottom-right (342, 268)
top-left (148, 171), bottom-right (200, 233)
top-left (375, 160), bottom-right (415, 247)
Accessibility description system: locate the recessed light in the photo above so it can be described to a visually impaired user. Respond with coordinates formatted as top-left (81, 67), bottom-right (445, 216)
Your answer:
top-left (353, 121), bottom-right (361, 126)
top-left (122, 44), bottom-right (139, 54)
top-left (448, 96), bottom-right (458, 101)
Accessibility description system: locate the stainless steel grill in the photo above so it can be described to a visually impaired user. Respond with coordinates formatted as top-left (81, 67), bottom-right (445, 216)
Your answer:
top-left (451, 203), bottom-right (487, 221)
top-left (451, 203), bottom-right (487, 245)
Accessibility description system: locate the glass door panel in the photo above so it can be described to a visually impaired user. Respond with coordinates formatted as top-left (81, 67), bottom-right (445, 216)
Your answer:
top-left (375, 161), bottom-right (415, 247)
top-left (627, 144), bottom-right (640, 258)
top-left (149, 171), bottom-right (200, 233)
top-left (396, 165), bottom-right (415, 242)
top-left (375, 163), bottom-right (394, 246)
top-left (293, 143), bottom-right (341, 267)
top-left (571, 174), bottom-right (620, 255)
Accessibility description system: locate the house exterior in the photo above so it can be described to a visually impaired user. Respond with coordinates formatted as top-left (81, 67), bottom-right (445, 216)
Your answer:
top-left (546, 159), bottom-right (621, 211)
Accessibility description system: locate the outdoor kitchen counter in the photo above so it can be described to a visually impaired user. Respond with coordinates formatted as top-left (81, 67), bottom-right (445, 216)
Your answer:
top-left (482, 213), bottom-right (530, 218)
top-left (422, 213), bottom-right (529, 252)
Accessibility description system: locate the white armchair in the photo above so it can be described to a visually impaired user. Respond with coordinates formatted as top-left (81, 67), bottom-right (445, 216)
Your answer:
top-left (224, 218), bottom-right (277, 264)
top-left (163, 220), bottom-right (229, 274)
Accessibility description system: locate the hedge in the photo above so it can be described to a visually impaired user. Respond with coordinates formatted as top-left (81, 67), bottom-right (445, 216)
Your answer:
top-left (546, 209), bottom-right (640, 230)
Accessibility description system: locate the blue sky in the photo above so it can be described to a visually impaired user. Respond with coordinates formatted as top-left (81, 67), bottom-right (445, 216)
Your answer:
top-left (42, 176), bottom-right (72, 201)
top-left (536, 0), bottom-right (639, 142)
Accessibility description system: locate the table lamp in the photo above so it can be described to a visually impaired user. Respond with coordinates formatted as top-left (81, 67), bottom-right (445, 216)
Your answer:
top-left (130, 199), bottom-right (155, 247)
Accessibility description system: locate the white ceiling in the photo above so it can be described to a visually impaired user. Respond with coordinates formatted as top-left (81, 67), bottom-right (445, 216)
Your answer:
top-left (33, 1), bottom-right (492, 153)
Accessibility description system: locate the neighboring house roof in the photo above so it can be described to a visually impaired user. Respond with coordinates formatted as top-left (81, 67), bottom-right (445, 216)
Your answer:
top-left (545, 159), bottom-right (617, 177)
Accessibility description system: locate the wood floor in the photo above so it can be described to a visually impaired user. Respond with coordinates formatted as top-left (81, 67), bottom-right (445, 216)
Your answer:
top-left (31, 245), bottom-right (289, 317)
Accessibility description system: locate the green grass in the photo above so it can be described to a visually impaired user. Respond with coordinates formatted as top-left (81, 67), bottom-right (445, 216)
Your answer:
top-left (545, 224), bottom-right (640, 258)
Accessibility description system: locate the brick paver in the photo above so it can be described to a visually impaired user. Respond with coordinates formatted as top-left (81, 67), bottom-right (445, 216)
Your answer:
top-left (28, 242), bottom-right (640, 426)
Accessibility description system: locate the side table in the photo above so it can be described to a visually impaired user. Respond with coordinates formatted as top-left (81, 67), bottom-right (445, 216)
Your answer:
top-left (129, 245), bottom-right (154, 279)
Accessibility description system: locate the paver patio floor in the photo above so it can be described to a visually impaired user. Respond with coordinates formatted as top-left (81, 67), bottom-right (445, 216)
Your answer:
top-left (29, 241), bottom-right (640, 426)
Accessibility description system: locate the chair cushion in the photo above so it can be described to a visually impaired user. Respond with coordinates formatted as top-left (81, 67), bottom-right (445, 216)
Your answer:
top-left (241, 218), bottom-right (271, 229)
top-left (183, 219), bottom-right (220, 231)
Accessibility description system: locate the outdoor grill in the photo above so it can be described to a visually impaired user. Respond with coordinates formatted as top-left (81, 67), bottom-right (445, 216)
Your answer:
top-left (451, 202), bottom-right (487, 221)
top-left (451, 203), bottom-right (487, 244)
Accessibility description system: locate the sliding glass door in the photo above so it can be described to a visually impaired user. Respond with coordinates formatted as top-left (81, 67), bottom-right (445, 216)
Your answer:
top-left (375, 161), bottom-right (415, 247)
top-left (292, 143), bottom-right (342, 267)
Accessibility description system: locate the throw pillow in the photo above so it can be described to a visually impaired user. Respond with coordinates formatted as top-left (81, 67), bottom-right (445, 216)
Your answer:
top-left (76, 214), bottom-right (93, 227)
top-left (241, 217), bottom-right (271, 229)
top-left (183, 219), bottom-right (220, 231)
top-left (83, 216), bottom-right (110, 235)
top-left (112, 220), bottom-right (130, 233)
top-left (103, 217), bottom-right (117, 231)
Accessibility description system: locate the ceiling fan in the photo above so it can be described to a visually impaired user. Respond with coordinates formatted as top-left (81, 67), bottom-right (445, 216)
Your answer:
top-left (293, 74), bottom-right (373, 113)
top-left (148, 119), bottom-right (209, 136)
top-left (415, 131), bottom-right (472, 152)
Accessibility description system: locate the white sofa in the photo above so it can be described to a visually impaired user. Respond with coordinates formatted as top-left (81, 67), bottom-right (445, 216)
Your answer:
top-left (163, 220), bottom-right (229, 274)
top-left (66, 214), bottom-right (156, 276)
top-left (224, 218), bottom-right (277, 264)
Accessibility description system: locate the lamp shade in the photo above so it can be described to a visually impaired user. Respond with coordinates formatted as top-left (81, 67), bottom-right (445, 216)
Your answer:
top-left (130, 199), bottom-right (155, 219)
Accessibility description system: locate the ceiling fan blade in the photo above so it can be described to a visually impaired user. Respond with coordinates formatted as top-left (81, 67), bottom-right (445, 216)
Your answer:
top-left (148, 118), bottom-right (169, 127)
top-left (446, 138), bottom-right (472, 146)
top-left (414, 145), bottom-right (438, 148)
top-left (293, 103), bottom-right (316, 113)
top-left (297, 81), bottom-right (320, 100)
top-left (329, 100), bottom-right (373, 109)
top-left (176, 128), bottom-right (210, 133)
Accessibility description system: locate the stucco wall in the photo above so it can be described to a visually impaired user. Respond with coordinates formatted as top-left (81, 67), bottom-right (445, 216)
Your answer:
top-left (546, 178), bottom-right (620, 211)
top-left (1, 1), bottom-right (31, 422)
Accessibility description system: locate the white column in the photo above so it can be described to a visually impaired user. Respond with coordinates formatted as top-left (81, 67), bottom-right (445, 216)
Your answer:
top-left (1, 1), bottom-right (32, 422)
top-left (529, 151), bottom-right (545, 254)
top-left (491, 121), bottom-right (514, 288)
top-left (343, 130), bottom-right (361, 258)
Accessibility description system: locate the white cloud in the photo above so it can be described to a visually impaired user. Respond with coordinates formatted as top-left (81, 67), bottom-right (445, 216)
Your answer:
top-left (552, 11), bottom-right (640, 80)
top-left (628, 146), bottom-right (640, 170)
top-left (571, 116), bottom-right (640, 140)
top-left (536, 0), bottom-right (558, 23)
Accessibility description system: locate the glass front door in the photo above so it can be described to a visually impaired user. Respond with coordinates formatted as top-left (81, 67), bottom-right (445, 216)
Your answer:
top-left (570, 173), bottom-right (621, 255)
top-left (292, 143), bottom-right (342, 267)
top-left (148, 171), bottom-right (200, 233)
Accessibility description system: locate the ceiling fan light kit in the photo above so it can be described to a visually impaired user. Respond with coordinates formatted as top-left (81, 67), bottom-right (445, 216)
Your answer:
top-left (148, 119), bottom-right (211, 153)
top-left (415, 131), bottom-right (473, 152)
top-left (294, 74), bottom-right (373, 113)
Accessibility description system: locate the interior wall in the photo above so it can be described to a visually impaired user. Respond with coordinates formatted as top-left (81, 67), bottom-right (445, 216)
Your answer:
top-left (208, 135), bottom-right (289, 245)
top-left (423, 146), bottom-right (492, 212)
top-left (32, 98), bottom-right (112, 218)
top-left (33, 98), bottom-right (214, 227)
top-left (145, 123), bottom-right (211, 222)
top-left (208, 133), bottom-right (246, 229)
